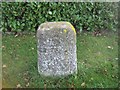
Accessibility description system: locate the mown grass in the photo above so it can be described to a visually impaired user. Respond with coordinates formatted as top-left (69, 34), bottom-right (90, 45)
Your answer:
top-left (2, 32), bottom-right (118, 88)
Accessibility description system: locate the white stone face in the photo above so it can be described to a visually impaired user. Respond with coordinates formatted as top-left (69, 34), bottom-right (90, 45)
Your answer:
top-left (37, 22), bottom-right (77, 77)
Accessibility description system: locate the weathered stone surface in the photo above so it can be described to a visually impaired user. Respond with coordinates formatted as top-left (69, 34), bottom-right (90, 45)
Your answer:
top-left (37, 22), bottom-right (77, 77)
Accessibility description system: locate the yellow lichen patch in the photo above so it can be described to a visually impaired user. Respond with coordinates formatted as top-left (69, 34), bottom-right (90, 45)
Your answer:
top-left (67, 22), bottom-right (76, 35)
top-left (64, 29), bottom-right (67, 33)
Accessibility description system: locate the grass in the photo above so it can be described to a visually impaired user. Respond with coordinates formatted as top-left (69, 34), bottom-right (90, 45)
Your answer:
top-left (2, 32), bottom-right (118, 88)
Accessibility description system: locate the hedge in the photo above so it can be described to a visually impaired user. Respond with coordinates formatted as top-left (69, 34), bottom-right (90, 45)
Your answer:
top-left (1, 2), bottom-right (118, 33)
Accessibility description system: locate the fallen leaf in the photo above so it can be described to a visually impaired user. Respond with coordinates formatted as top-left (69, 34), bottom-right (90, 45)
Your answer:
top-left (31, 48), bottom-right (34, 50)
top-left (107, 46), bottom-right (113, 49)
top-left (26, 83), bottom-right (29, 87)
top-left (16, 84), bottom-right (21, 88)
top-left (71, 84), bottom-right (75, 88)
top-left (44, 83), bottom-right (47, 89)
top-left (107, 46), bottom-right (111, 49)
top-left (24, 78), bottom-right (28, 82)
top-left (81, 82), bottom-right (85, 87)
top-left (15, 34), bottom-right (18, 37)
top-left (2, 65), bottom-right (7, 68)
top-left (2, 46), bottom-right (5, 48)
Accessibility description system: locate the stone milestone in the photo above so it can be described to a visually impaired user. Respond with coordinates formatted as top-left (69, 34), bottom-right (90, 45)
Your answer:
top-left (37, 22), bottom-right (77, 77)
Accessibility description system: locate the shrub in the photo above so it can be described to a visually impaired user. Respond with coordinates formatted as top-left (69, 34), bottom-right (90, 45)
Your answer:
top-left (1, 2), bottom-right (118, 33)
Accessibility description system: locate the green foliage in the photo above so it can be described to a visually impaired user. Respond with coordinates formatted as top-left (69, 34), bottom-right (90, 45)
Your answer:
top-left (1, 2), bottom-right (118, 32)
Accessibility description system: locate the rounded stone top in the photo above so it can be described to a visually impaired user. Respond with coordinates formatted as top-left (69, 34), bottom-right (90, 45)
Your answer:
top-left (37, 21), bottom-right (76, 35)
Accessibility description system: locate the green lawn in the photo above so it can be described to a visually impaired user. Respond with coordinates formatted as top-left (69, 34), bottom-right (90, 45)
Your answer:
top-left (2, 32), bottom-right (118, 88)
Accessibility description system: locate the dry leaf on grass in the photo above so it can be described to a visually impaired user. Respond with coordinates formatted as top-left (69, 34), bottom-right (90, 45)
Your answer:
top-left (31, 47), bottom-right (34, 50)
top-left (16, 84), bottom-right (21, 88)
top-left (81, 82), bottom-right (85, 87)
top-left (2, 65), bottom-right (7, 68)
top-left (44, 83), bottom-right (47, 88)
top-left (15, 34), bottom-right (18, 37)
top-left (2, 46), bottom-right (5, 48)
top-left (26, 83), bottom-right (29, 87)
top-left (107, 46), bottom-right (113, 49)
